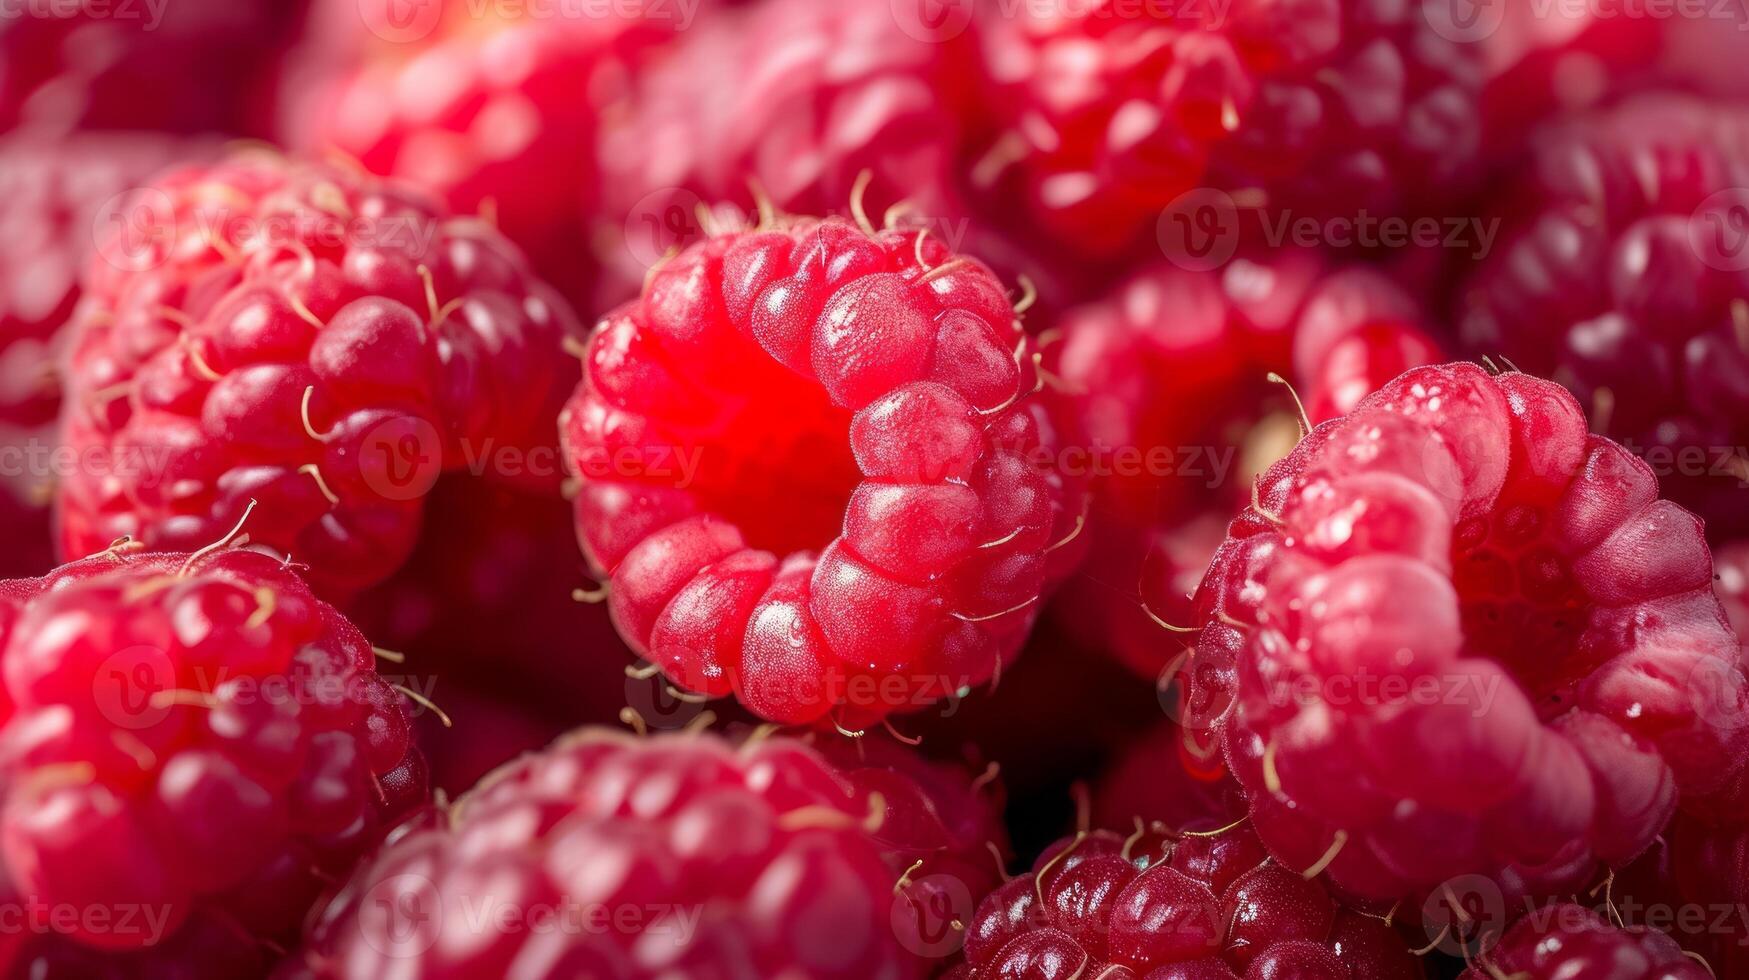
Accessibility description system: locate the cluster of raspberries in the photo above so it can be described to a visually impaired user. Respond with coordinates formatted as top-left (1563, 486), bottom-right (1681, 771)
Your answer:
top-left (0, 0), bottom-right (1748, 978)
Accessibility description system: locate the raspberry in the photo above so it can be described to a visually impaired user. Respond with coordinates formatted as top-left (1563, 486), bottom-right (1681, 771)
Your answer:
top-left (559, 213), bottom-right (1085, 727)
top-left (1049, 252), bottom-right (1440, 677)
top-left (289, 1), bottom-right (677, 310)
top-left (949, 821), bottom-right (1421, 979)
top-left (56, 149), bottom-right (582, 600)
top-left (1180, 362), bottom-right (1748, 903)
top-left (598, 0), bottom-right (980, 283)
top-left (0, 545), bottom-right (427, 975)
top-left (1461, 904), bottom-right (1709, 979)
top-left (0, 132), bottom-right (203, 579)
top-left (1717, 541), bottom-right (1749, 644)
top-left (1456, 95), bottom-right (1749, 541)
top-left (281, 727), bottom-right (1005, 977)
top-left (0, 0), bottom-right (303, 136)
top-left (969, 0), bottom-right (1483, 257)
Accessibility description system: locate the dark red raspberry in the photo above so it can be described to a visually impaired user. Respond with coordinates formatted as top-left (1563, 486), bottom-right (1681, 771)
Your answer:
top-left (0, 0), bottom-right (303, 137)
top-left (0, 545), bottom-right (427, 976)
top-left (0, 132), bottom-right (203, 580)
top-left (969, 0), bottom-right (1483, 257)
top-left (950, 821), bottom-right (1422, 979)
top-left (281, 727), bottom-right (1005, 978)
top-left (560, 213), bottom-right (1085, 727)
top-left (1180, 362), bottom-right (1747, 903)
top-left (56, 149), bottom-right (581, 600)
top-left (289, 0), bottom-right (680, 311)
top-left (1456, 95), bottom-right (1749, 541)
top-left (1461, 904), bottom-right (1709, 979)
top-left (1718, 541), bottom-right (1749, 643)
top-left (1049, 252), bottom-right (1441, 677)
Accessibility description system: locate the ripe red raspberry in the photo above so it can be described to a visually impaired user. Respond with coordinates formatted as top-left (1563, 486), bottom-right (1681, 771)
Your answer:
top-left (969, 0), bottom-right (1483, 257)
top-left (948, 821), bottom-right (1422, 979)
top-left (0, 132), bottom-right (204, 580)
top-left (0, 545), bottom-right (427, 976)
top-left (56, 150), bottom-right (582, 600)
top-left (282, 727), bottom-right (1005, 978)
top-left (1048, 252), bottom-right (1441, 677)
top-left (0, 0), bottom-right (303, 136)
top-left (1461, 904), bottom-right (1709, 979)
top-left (1456, 95), bottom-right (1749, 541)
top-left (289, 1), bottom-right (680, 311)
top-left (1717, 541), bottom-right (1749, 644)
top-left (560, 213), bottom-right (1085, 727)
top-left (1178, 362), bottom-right (1748, 903)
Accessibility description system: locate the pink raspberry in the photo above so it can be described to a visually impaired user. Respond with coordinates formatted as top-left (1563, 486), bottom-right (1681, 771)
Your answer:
top-left (1461, 904), bottom-right (1709, 979)
top-left (0, 546), bottom-right (427, 975)
top-left (948, 821), bottom-right (1422, 979)
top-left (560, 213), bottom-right (1085, 727)
top-left (0, 0), bottom-right (303, 136)
top-left (1050, 252), bottom-right (1441, 677)
top-left (969, 0), bottom-right (1483, 257)
top-left (1181, 362), bottom-right (1748, 903)
top-left (1456, 95), bottom-right (1749, 541)
top-left (56, 149), bottom-right (582, 600)
top-left (0, 132), bottom-right (204, 579)
top-left (288, 0), bottom-right (680, 311)
top-left (281, 727), bottom-right (1005, 977)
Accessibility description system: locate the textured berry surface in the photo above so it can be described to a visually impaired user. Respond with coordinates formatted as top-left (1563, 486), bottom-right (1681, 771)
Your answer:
top-left (282, 727), bottom-right (1005, 978)
top-left (0, 0), bottom-right (303, 137)
top-left (0, 547), bottom-right (427, 976)
top-left (598, 0), bottom-right (983, 292)
top-left (1049, 252), bottom-right (1441, 677)
top-left (1180, 362), bottom-right (1747, 902)
top-left (561, 214), bottom-right (1085, 726)
top-left (1457, 95), bottom-right (1749, 541)
top-left (290, 0), bottom-right (679, 311)
top-left (1460, 904), bottom-right (1709, 979)
top-left (970, 0), bottom-right (1483, 256)
top-left (56, 150), bottom-right (581, 599)
top-left (0, 132), bottom-right (202, 579)
top-left (950, 821), bottom-right (1421, 979)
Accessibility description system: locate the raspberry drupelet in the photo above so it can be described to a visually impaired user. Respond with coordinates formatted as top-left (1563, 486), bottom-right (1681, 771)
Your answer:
top-left (1459, 904), bottom-right (1710, 980)
top-left (0, 545), bottom-right (427, 977)
top-left (947, 820), bottom-right (1423, 979)
top-left (1457, 95), bottom-right (1749, 542)
top-left (281, 727), bottom-right (1006, 978)
top-left (1174, 362), bottom-right (1748, 904)
top-left (968, 0), bottom-right (1483, 257)
top-left (560, 211), bottom-right (1086, 727)
top-left (56, 149), bottom-right (582, 600)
